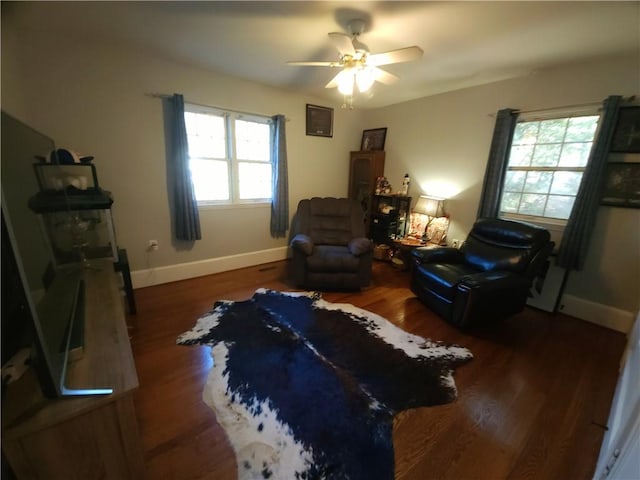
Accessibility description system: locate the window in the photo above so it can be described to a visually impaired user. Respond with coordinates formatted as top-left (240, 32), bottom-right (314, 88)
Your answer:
top-left (500, 113), bottom-right (600, 222)
top-left (184, 105), bottom-right (272, 205)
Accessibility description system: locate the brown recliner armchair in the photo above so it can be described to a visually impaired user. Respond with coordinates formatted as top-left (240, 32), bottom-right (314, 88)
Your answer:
top-left (410, 217), bottom-right (554, 329)
top-left (289, 197), bottom-right (373, 290)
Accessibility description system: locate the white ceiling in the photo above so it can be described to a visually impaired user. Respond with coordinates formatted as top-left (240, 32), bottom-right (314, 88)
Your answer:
top-left (6, 1), bottom-right (640, 109)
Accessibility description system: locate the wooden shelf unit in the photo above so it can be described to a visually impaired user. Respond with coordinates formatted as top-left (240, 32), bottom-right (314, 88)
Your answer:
top-left (369, 194), bottom-right (412, 243)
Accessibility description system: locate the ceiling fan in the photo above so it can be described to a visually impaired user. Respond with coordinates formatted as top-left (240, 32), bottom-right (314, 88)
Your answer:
top-left (287, 19), bottom-right (423, 98)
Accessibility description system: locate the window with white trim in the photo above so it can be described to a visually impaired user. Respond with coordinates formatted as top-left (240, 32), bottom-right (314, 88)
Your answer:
top-left (500, 113), bottom-right (600, 222)
top-left (184, 104), bottom-right (272, 205)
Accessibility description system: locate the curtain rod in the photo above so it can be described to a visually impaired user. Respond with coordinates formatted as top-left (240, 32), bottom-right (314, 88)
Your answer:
top-left (488, 95), bottom-right (639, 118)
top-left (145, 92), bottom-right (288, 120)
top-left (488, 101), bottom-right (602, 118)
top-left (519, 101), bottom-right (602, 115)
top-left (516, 95), bottom-right (637, 116)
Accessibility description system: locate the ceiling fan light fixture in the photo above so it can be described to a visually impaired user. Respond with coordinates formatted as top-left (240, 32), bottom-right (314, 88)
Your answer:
top-left (288, 18), bottom-right (423, 106)
top-left (337, 70), bottom-right (355, 95)
top-left (356, 67), bottom-right (375, 93)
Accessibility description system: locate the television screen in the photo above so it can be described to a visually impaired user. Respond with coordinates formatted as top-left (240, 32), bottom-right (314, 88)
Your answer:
top-left (0, 111), bottom-right (101, 397)
top-left (1, 111), bottom-right (61, 396)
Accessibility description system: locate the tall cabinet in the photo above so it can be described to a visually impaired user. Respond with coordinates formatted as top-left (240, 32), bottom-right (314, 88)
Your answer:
top-left (348, 151), bottom-right (385, 229)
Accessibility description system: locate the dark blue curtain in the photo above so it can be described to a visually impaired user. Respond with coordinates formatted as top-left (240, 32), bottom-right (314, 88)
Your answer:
top-left (170, 94), bottom-right (201, 241)
top-left (477, 108), bottom-right (519, 219)
top-left (556, 95), bottom-right (621, 270)
top-left (270, 114), bottom-right (289, 238)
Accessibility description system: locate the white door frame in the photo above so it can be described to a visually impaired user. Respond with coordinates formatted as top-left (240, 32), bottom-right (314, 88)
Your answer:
top-left (593, 310), bottom-right (640, 479)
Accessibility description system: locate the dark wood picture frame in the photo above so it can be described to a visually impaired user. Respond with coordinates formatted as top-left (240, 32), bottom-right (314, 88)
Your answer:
top-left (361, 128), bottom-right (387, 151)
top-left (306, 104), bottom-right (333, 138)
top-left (611, 106), bottom-right (640, 153)
top-left (600, 162), bottom-right (640, 208)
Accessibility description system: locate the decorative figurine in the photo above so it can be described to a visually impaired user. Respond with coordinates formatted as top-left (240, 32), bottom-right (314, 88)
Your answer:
top-left (400, 174), bottom-right (410, 196)
top-left (375, 176), bottom-right (392, 195)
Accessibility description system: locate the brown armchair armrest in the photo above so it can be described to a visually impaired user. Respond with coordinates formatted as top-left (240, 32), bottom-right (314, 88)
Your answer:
top-left (348, 237), bottom-right (373, 256)
top-left (291, 234), bottom-right (314, 256)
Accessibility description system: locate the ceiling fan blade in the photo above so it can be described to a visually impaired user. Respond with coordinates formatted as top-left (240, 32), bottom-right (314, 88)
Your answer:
top-left (286, 61), bottom-right (342, 67)
top-left (372, 67), bottom-right (399, 85)
top-left (368, 46), bottom-right (423, 66)
top-left (325, 70), bottom-right (346, 89)
top-left (328, 32), bottom-right (355, 56)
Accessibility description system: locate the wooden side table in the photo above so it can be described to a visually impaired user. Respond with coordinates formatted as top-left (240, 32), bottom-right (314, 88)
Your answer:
top-left (391, 238), bottom-right (439, 270)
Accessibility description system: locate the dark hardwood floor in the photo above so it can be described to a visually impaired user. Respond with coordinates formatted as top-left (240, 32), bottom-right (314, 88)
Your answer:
top-left (128, 260), bottom-right (626, 480)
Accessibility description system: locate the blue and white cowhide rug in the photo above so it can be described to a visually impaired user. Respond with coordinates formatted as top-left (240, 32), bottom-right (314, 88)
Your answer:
top-left (177, 288), bottom-right (472, 480)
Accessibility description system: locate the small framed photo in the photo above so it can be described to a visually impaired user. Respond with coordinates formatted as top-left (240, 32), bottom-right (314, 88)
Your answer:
top-left (306, 104), bottom-right (333, 137)
top-left (600, 162), bottom-right (640, 208)
top-left (361, 128), bottom-right (387, 151)
top-left (611, 106), bottom-right (640, 153)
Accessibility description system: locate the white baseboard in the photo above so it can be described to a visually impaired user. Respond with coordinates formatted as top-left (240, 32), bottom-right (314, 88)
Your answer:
top-left (131, 253), bottom-right (635, 334)
top-left (559, 294), bottom-right (635, 333)
top-left (131, 246), bottom-right (289, 289)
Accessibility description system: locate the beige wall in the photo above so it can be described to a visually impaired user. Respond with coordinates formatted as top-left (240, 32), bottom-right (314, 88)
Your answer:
top-left (2, 30), bottom-right (364, 273)
top-left (364, 53), bottom-right (640, 314)
top-left (0, 18), bottom-right (27, 119)
top-left (3, 13), bottom-right (638, 317)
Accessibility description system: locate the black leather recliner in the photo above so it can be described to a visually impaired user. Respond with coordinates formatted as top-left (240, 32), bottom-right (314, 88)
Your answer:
top-left (410, 217), bottom-right (554, 329)
top-left (289, 197), bottom-right (373, 290)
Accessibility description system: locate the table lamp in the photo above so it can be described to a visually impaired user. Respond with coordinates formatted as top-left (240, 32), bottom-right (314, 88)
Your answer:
top-left (413, 195), bottom-right (445, 243)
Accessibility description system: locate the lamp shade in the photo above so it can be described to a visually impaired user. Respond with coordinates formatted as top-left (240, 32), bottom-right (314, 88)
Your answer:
top-left (337, 69), bottom-right (355, 95)
top-left (356, 67), bottom-right (375, 93)
top-left (414, 195), bottom-right (445, 218)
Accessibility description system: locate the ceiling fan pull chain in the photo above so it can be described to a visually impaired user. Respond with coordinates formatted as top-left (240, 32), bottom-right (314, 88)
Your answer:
top-left (341, 94), bottom-right (354, 110)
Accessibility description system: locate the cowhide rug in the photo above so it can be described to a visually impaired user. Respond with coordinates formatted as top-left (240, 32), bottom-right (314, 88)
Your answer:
top-left (177, 288), bottom-right (472, 480)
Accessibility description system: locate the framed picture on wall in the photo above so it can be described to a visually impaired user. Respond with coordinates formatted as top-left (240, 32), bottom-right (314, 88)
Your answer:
top-left (361, 128), bottom-right (387, 151)
top-left (611, 106), bottom-right (640, 153)
top-left (306, 104), bottom-right (333, 137)
top-left (600, 162), bottom-right (640, 208)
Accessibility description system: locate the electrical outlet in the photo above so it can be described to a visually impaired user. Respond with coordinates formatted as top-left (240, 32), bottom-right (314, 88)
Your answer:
top-left (148, 239), bottom-right (159, 251)
top-left (451, 239), bottom-right (460, 249)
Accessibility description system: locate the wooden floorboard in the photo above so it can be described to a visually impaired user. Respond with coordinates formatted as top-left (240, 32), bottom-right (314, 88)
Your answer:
top-left (128, 260), bottom-right (625, 480)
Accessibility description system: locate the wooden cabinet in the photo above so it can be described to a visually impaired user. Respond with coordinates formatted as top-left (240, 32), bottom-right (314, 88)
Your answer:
top-left (348, 151), bottom-right (385, 228)
top-left (1, 260), bottom-right (143, 479)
